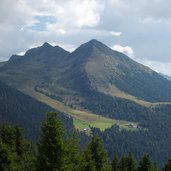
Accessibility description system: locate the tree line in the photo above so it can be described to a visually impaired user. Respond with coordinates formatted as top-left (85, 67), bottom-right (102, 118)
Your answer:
top-left (0, 112), bottom-right (171, 171)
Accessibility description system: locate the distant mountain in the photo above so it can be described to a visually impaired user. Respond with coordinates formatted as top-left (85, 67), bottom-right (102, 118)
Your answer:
top-left (53, 39), bottom-right (171, 103)
top-left (0, 81), bottom-right (73, 142)
top-left (0, 40), bottom-right (171, 120)
top-left (160, 73), bottom-right (171, 81)
top-left (0, 42), bottom-right (70, 90)
top-left (0, 61), bottom-right (6, 67)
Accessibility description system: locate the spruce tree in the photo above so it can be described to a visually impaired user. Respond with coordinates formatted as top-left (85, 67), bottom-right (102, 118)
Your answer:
top-left (36, 112), bottom-right (65, 171)
top-left (138, 154), bottom-right (152, 171)
top-left (64, 131), bottom-right (82, 171)
top-left (120, 155), bottom-right (127, 171)
top-left (0, 124), bottom-right (35, 171)
top-left (112, 154), bottom-right (119, 171)
top-left (163, 158), bottom-right (171, 171)
top-left (126, 152), bottom-right (136, 171)
top-left (152, 162), bottom-right (158, 171)
top-left (0, 143), bottom-right (12, 171)
top-left (82, 147), bottom-right (97, 171)
top-left (86, 136), bottom-right (109, 171)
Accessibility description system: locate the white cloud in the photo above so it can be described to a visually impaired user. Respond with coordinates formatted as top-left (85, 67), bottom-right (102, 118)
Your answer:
top-left (17, 51), bottom-right (25, 56)
top-left (108, 0), bottom-right (171, 20)
top-left (22, 0), bottom-right (103, 29)
top-left (136, 58), bottom-right (171, 76)
top-left (111, 45), bottom-right (134, 58)
top-left (1, 0), bottom-right (171, 76)
top-left (58, 29), bottom-right (67, 35)
top-left (110, 31), bottom-right (122, 36)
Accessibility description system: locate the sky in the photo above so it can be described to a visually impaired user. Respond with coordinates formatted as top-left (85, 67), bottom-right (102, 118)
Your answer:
top-left (1, 0), bottom-right (171, 76)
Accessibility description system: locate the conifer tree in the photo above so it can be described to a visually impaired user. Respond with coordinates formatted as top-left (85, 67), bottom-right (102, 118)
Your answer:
top-left (64, 131), bottom-right (82, 171)
top-left (163, 158), bottom-right (171, 171)
top-left (36, 112), bottom-right (65, 171)
top-left (138, 154), bottom-right (152, 171)
top-left (0, 124), bottom-right (35, 171)
top-left (152, 162), bottom-right (158, 171)
top-left (82, 147), bottom-right (97, 171)
top-left (0, 143), bottom-right (12, 171)
top-left (112, 154), bottom-right (119, 171)
top-left (126, 152), bottom-right (136, 171)
top-left (86, 136), bottom-right (109, 171)
top-left (120, 155), bottom-right (127, 171)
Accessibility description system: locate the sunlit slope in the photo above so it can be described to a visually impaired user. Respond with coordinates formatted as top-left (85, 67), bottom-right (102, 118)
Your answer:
top-left (25, 88), bottom-right (138, 131)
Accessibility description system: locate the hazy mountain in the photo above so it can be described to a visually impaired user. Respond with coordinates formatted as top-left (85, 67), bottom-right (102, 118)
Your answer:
top-left (0, 42), bottom-right (70, 90)
top-left (0, 61), bottom-right (6, 67)
top-left (1, 39), bottom-right (171, 114)
top-left (160, 73), bottom-right (171, 81)
top-left (53, 39), bottom-right (171, 103)
top-left (0, 81), bottom-right (73, 141)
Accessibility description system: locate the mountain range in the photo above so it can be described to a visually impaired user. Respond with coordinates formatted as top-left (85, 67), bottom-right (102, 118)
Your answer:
top-left (1, 39), bottom-right (171, 109)
top-left (1, 39), bottom-right (171, 167)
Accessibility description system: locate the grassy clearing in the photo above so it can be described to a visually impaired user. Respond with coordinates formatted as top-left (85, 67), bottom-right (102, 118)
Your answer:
top-left (98, 84), bottom-right (171, 107)
top-left (25, 89), bottom-right (139, 132)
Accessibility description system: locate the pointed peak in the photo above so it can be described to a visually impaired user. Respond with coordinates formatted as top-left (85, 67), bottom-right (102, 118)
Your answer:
top-left (86, 39), bottom-right (104, 46)
top-left (75, 39), bottom-right (110, 54)
top-left (42, 42), bottom-right (53, 48)
top-left (88, 39), bottom-right (100, 43)
top-left (84, 39), bottom-right (108, 49)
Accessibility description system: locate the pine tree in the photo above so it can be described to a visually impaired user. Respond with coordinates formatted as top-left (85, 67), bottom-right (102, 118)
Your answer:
top-left (36, 112), bottom-right (65, 171)
top-left (13, 125), bottom-right (34, 171)
top-left (14, 126), bottom-right (25, 157)
top-left (120, 155), bottom-right (127, 171)
top-left (152, 162), bottom-right (158, 171)
top-left (112, 154), bottom-right (119, 171)
top-left (86, 136), bottom-right (109, 171)
top-left (0, 124), bottom-right (15, 148)
top-left (163, 158), bottom-right (171, 171)
top-left (0, 124), bottom-right (35, 171)
top-left (0, 143), bottom-right (12, 171)
top-left (82, 147), bottom-right (97, 171)
top-left (64, 131), bottom-right (82, 171)
top-left (138, 154), bottom-right (152, 171)
top-left (126, 152), bottom-right (136, 171)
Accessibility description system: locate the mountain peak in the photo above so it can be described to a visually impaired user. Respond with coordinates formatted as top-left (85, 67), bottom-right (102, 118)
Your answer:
top-left (86, 39), bottom-right (107, 48)
top-left (73, 39), bottom-right (109, 54)
top-left (42, 42), bottom-right (53, 48)
top-left (88, 39), bottom-right (100, 44)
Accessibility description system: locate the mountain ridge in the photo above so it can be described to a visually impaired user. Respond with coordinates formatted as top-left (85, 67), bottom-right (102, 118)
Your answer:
top-left (1, 39), bottom-right (171, 106)
top-left (0, 39), bottom-right (171, 104)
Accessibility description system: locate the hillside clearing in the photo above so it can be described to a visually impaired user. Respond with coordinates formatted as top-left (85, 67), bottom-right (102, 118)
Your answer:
top-left (24, 88), bottom-right (139, 131)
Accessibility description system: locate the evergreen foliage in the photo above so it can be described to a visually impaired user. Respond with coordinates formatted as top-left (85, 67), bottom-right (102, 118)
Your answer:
top-left (1, 112), bottom-right (171, 171)
top-left (36, 112), bottom-right (65, 171)
top-left (163, 159), bottom-right (171, 171)
top-left (138, 154), bottom-right (152, 171)
top-left (111, 154), bottom-right (119, 171)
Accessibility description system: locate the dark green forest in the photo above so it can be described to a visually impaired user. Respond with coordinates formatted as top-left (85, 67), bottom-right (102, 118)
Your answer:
top-left (0, 81), bottom-right (73, 142)
top-left (0, 112), bottom-right (171, 171)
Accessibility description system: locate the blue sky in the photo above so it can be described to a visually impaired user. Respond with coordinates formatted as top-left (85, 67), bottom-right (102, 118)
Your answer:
top-left (31, 16), bottom-right (57, 31)
top-left (1, 0), bottom-right (171, 75)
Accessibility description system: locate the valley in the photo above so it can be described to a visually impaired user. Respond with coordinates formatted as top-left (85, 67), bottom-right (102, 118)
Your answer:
top-left (25, 88), bottom-right (138, 132)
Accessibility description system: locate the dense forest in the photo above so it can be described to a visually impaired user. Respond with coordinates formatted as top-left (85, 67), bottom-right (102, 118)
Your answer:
top-left (0, 81), bottom-right (73, 142)
top-left (79, 89), bottom-right (171, 167)
top-left (0, 112), bottom-right (171, 171)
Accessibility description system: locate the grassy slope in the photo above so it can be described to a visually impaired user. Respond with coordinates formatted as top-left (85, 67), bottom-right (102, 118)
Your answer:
top-left (24, 88), bottom-right (138, 132)
top-left (97, 84), bottom-right (171, 107)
